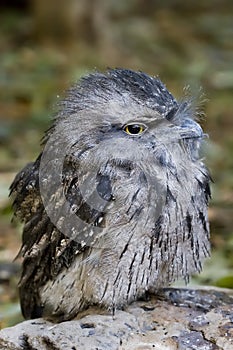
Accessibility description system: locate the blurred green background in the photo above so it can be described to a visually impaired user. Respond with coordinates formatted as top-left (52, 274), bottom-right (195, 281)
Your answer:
top-left (0, 0), bottom-right (232, 328)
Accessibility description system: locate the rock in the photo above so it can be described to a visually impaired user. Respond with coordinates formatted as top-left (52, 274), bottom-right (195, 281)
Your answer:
top-left (0, 288), bottom-right (232, 350)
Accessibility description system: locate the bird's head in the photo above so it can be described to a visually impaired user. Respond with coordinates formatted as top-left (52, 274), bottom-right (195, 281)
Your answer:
top-left (49, 69), bottom-right (204, 168)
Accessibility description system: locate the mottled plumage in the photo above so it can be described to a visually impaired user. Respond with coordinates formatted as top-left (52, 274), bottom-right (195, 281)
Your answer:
top-left (10, 69), bottom-right (211, 322)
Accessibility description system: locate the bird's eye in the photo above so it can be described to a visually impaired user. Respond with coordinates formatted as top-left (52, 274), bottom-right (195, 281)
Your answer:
top-left (124, 123), bottom-right (146, 136)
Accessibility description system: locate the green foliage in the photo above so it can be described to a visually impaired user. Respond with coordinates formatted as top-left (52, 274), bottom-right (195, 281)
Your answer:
top-left (215, 276), bottom-right (233, 289)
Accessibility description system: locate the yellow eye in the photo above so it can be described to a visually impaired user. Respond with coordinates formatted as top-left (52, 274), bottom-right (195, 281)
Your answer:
top-left (124, 123), bottom-right (146, 135)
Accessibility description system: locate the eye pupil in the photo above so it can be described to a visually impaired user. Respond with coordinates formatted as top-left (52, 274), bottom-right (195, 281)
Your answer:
top-left (128, 125), bottom-right (141, 134)
top-left (124, 124), bottom-right (145, 135)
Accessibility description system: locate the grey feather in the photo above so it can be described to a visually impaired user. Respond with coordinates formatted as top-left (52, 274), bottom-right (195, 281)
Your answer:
top-left (10, 69), bottom-right (211, 321)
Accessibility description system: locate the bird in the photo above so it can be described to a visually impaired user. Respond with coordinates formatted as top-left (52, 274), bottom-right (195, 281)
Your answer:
top-left (10, 68), bottom-right (211, 322)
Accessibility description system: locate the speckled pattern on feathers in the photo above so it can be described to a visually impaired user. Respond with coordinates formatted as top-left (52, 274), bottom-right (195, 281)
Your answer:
top-left (10, 69), bottom-right (211, 322)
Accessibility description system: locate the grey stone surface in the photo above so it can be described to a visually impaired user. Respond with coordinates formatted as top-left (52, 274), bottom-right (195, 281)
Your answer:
top-left (0, 288), bottom-right (232, 350)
